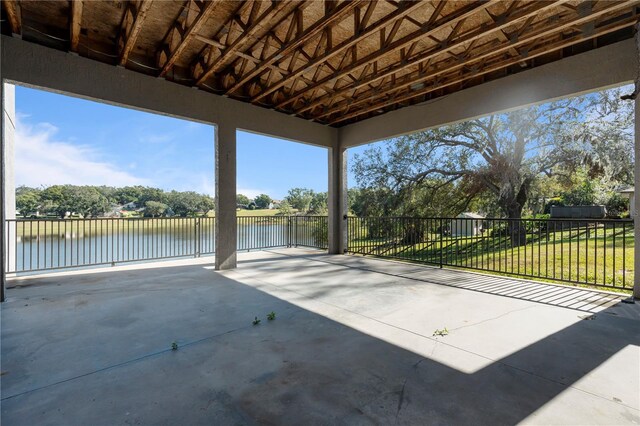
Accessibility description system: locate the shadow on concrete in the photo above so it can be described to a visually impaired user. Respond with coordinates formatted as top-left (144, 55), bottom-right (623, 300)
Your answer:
top-left (251, 249), bottom-right (632, 315)
top-left (1, 255), bottom-right (639, 424)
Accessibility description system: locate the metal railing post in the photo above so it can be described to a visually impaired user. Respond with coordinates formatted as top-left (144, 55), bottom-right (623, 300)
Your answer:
top-left (195, 217), bottom-right (201, 258)
top-left (439, 218), bottom-right (443, 268)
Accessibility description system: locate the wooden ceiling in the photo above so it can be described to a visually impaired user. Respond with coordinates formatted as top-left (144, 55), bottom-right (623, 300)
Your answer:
top-left (2, 1), bottom-right (639, 126)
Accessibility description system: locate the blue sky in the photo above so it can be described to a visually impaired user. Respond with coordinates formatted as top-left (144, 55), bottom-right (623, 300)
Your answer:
top-left (15, 86), bottom-right (366, 200)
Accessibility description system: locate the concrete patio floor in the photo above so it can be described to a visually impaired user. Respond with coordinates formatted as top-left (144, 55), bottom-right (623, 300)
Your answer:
top-left (1, 248), bottom-right (639, 425)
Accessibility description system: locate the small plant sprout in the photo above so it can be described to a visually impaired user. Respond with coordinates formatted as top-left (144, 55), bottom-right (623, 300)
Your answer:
top-left (171, 341), bottom-right (178, 351)
top-left (252, 316), bottom-right (261, 325)
top-left (267, 311), bottom-right (276, 321)
top-left (433, 327), bottom-right (449, 337)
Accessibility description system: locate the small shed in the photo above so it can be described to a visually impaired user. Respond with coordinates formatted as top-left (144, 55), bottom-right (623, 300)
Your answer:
top-left (549, 205), bottom-right (606, 219)
top-left (450, 213), bottom-right (485, 237)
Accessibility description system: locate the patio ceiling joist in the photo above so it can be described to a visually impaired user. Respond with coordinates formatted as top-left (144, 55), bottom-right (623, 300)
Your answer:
top-left (326, 0), bottom-right (639, 124)
top-left (192, 0), bottom-right (299, 87)
top-left (157, 0), bottom-right (218, 78)
top-left (296, 0), bottom-right (560, 117)
top-left (222, 0), bottom-right (362, 96)
top-left (249, 0), bottom-right (427, 105)
top-left (1, 0), bottom-right (639, 126)
top-left (117, 0), bottom-right (154, 66)
top-left (2, 0), bottom-right (20, 36)
top-left (69, 0), bottom-right (83, 52)
top-left (272, 0), bottom-right (500, 111)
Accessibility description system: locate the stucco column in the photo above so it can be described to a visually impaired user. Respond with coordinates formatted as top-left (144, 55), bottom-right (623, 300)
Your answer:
top-left (328, 144), bottom-right (347, 254)
top-left (0, 46), bottom-right (5, 302)
top-left (4, 83), bottom-right (16, 272)
top-left (635, 95), bottom-right (640, 299)
top-left (215, 125), bottom-right (237, 270)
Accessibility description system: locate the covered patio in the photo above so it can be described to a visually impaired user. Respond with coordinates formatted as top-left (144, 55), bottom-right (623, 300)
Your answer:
top-left (2, 249), bottom-right (639, 424)
top-left (2, 0), bottom-right (640, 424)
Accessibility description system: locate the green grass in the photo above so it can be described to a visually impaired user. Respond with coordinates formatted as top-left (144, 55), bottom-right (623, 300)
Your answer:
top-left (348, 224), bottom-right (634, 292)
top-left (13, 217), bottom-right (214, 238)
top-left (236, 209), bottom-right (284, 217)
top-left (12, 209), bottom-right (296, 238)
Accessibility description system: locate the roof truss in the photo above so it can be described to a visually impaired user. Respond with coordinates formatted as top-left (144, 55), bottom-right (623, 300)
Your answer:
top-left (5, 0), bottom-right (639, 126)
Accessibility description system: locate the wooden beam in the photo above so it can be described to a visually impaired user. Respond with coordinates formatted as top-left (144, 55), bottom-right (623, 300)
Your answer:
top-left (157, 0), bottom-right (217, 78)
top-left (297, 0), bottom-right (561, 115)
top-left (320, 0), bottom-right (637, 121)
top-left (330, 12), bottom-right (639, 125)
top-left (271, 0), bottom-right (499, 109)
top-left (224, 0), bottom-right (362, 95)
top-left (251, 0), bottom-right (428, 104)
top-left (195, 33), bottom-right (316, 84)
top-left (118, 0), bottom-right (153, 66)
top-left (69, 0), bottom-right (83, 52)
top-left (193, 1), bottom-right (295, 86)
top-left (2, 0), bottom-right (21, 35)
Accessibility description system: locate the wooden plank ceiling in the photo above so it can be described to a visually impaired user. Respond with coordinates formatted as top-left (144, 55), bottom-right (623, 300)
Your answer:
top-left (2, 0), bottom-right (639, 126)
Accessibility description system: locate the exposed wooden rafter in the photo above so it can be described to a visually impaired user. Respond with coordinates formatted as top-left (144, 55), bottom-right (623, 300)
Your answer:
top-left (299, 0), bottom-right (563, 116)
top-left (158, 0), bottom-right (217, 78)
top-left (5, 0), bottom-right (640, 126)
top-left (193, 1), bottom-right (296, 86)
top-left (272, 0), bottom-right (499, 110)
top-left (223, 0), bottom-right (363, 96)
top-left (118, 0), bottom-right (153, 66)
top-left (2, 0), bottom-right (21, 36)
top-left (329, 3), bottom-right (639, 124)
top-left (69, 0), bottom-right (83, 52)
top-left (251, 0), bottom-right (430, 105)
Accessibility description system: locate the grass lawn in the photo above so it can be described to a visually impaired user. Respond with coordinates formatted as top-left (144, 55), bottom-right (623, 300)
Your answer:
top-left (236, 209), bottom-right (283, 217)
top-left (12, 209), bottom-right (294, 237)
top-left (348, 224), bottom-right (634, 292)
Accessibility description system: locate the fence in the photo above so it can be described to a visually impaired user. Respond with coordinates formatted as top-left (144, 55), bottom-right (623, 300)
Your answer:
top-left (5, 215), bottom-right (634, 290)
top-left (4, 216), bottom-right (328, 274)
top-left (346, 216), bottom-right (634, 291)
top-left (236, 215), bottom-right (328, 251)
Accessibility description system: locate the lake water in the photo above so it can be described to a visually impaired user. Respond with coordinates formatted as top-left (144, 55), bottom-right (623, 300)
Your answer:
top-left (6, 220), bottom-right (324, 273)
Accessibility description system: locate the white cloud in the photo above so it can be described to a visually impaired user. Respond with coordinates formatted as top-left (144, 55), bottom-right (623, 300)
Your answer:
top-left (14, 118), bottom-right (149, 188)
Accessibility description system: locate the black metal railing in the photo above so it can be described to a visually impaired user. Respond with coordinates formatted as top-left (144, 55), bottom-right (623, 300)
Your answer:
top-left (4, 217), bottom-right (216, 273)
top-left (347, 216), bottom-right (634, 291)
top-left (236, 215), bottom-right (328, 251)
top-left (6, 215), bottom-right (632, 290)
top-left (4, 215), bottom-right (328, 274)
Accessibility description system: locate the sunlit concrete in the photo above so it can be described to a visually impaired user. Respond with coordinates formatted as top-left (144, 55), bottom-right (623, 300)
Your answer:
top-left (2, 249), bottom-right (638, 425)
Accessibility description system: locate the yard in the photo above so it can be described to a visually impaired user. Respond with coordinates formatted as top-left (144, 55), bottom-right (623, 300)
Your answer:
top-left (348, 219), bottom-right (635, 291)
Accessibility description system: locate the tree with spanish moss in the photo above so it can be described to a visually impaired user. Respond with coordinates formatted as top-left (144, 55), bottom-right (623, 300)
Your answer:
top-left (352, 86), bottom-right (634, 245)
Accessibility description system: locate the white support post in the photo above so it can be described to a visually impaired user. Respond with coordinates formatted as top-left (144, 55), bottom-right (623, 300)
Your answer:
top-left (0, 45), bottom-right (4, 301)
top-left (328, 144), bottom-right (347, 254)
top-left (215, 125), bottom-right (237, 270)
top-left (634, 94), bottom-right (640, 299)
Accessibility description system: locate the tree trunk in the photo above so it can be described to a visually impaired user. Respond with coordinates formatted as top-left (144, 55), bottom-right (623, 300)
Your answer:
top-left (400, 220), bottom-right (425, 245)
top-left (506, 205), bottom-right (527, 247)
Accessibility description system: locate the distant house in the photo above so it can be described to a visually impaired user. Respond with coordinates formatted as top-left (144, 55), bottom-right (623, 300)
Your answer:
top-left (269, 200), bottom-right (282, 209)
top-left (618, 188), bottom-right (635, 216)
top-left (122, 202), bottom-right (137, 210)
top-left (450, 212), bottom-right (484, 237)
